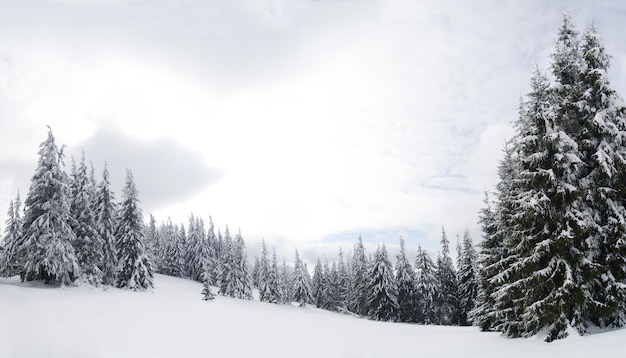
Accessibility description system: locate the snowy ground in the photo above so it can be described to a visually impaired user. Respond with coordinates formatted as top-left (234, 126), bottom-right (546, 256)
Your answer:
top-left (0, 274), bottom-right (624, 358)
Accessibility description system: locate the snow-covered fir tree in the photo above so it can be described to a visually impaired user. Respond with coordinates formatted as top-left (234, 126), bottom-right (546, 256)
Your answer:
top-left (472, 145), bottom-right (517, 331)
top-left (394, 237), bottom-right (418, 323)
top-left (257, 239), bottom-right (273, 302)
top-left (266, 246), bottom-right (283, 304)
top-left (457, 230), bottom-right (478, 326)
top-left (21, 128), bottom-right (80, 285)
top-left (435, 227), bottom-right (459, 325)
top-left (414, 245), bottom-right (438, 324)
top-left (575, 24), bottom-right (626, 330)
top-left (144, 214), bottom-right (158, 272)
top-left (290, 249), bottom-right (313, 306)
top-left (115, 169), bottom-right (153, 290)
top-left (69, 151), bottom-right (103, 285)
top-left (94, 163), bottom-right (118, 286)
top-left (366, 244), bottom-right (399, 322)
top-left (350, 236), bottom-right (369, 315)
top-left (312, 258), bottom-right (326, 308)
top-left (0, 193), bottom-right (23, 277)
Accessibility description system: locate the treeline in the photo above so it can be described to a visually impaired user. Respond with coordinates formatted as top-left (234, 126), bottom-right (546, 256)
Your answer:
top-left (147, 214), bottom-right (479, 325)
top-left (0, 128), bottom-right (479, 328)
top-left (0, 128), bottom-right (153, 290)
top-left (472, 15), bottom-right (626, 341)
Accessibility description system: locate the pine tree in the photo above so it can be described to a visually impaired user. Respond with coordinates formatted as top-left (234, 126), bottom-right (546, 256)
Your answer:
top-left (472, 145), bottom-right (518, 331)
top-left (202, 273), bottom-right (215, 301)
top-left (70, 150), bottom-right (103, 285)
top-left (366, 244), bottom-right (399, 321)
top-left (279, 259), bottom-right (292, 304)
top-left (205, 216), bottom-right (219, 285)
top-left (435, 227), bottom-right (459, 325)
top-left (265, 246), bottom-right (283, 304)
top-left (159, 219), bottom-right (184, 277)
top-left (312, 258), bottom-right (325, 308)
top-left (21, 128), bottom-right (80, 285)
top-left (336, 248), bottom-right (350, 311)
top-left (95, 164), bottom-right (118, 286)
top-left (0, 193), bottom-right (23, 277)
top-left (144, 214), bottom-right (158, 272)
top-left (457, 230), bottom-right (478, 326)
top-left (394, 237), bottom-right (418, 323)
top-left (291, 249), bottom-right (312, 306)
top-left (258, 239), bottom-right (273, 302)
top-left (218, 226), bottom-right (233, 296)
top-left (115, 169), bottom-right (153, 290)
top-left (350, 236), bottom-right (369, 315)
top-left (414, 245), bottom-right (438, 324)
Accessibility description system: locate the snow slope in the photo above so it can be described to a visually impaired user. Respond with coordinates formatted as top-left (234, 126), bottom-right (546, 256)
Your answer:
top-left (0, 274), bottom-right (624, 358)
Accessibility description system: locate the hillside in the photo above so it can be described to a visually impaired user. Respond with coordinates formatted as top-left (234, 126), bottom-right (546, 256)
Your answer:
top-left (0, 274), bottom-right (624, 358)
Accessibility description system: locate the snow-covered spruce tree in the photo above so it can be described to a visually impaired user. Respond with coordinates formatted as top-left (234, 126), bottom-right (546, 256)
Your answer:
top-left (233, 229), bottom-right (253, 299)
top-left (202, 272), bottom-right (216, 301)
top-left (435, 227), bottom-right (459, 325)
top-left (0, 193), bottom-right (23, 277)
top-left (205, 216), bottom-right (219, 286)
top-left (219, 228), bottom-right (252, 299)
top-left (327, 260), bottom-right (341, 310)
top-left (257, 239), bottom-right (273, 302)
top-left (21, 128), bottom-right (80, 285)
top-left (144, 214), bottom-right (158, 272)
top-left (350, 236), bottom-right (369, 315)
top-left (279, 258), bottom-right (292, 304)
top-left (414, 245), bottom-right (438, 324)
top-left (69, 151), bottom-right (104, 285)
top-left (267, 247), bottom-right (283, 304)
top-left (575, 25), bottom-right (626, 330)
top-left (472, 143), bottom-right (518, 331)
top-left (115, 169), bottom-right (153, 290)
top-left (335, 248), bottom-right (350, 310)
top-left (178, 224), bottom-right (189, 278)
top-left (493, 66), bottom-right (588, 340)
top-left (457, 230), bottom-right (478, 326)
top-left (312, 258), bottom-right (325, 308)
top-left (157, 219), bottom-right (180, 276)
top-left (366, 244), bottom-right (399, 322)
top-left (187, 215), bottom-right (212, 282)
top-left (218, 226), bottom-right (234, 296)
top-left (252, 255), bottom-right (261, 288)
top-left (291, 249), bottom-right (313, 306)
top-left (395, 237), bottom-right (418, 323)
top-left (95, 163), bottom-right (118, 286)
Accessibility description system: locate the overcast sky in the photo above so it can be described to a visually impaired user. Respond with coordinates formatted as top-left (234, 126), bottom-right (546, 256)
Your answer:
top-left (2, 0), bottom-right (626, 262)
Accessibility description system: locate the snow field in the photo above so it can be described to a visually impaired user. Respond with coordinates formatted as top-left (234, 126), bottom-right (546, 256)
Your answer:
top-left (1, 274), bottom-right (624, 358)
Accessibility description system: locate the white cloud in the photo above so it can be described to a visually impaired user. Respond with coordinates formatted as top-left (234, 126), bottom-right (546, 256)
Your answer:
top-left (3, 0), bottom-right (626, 260)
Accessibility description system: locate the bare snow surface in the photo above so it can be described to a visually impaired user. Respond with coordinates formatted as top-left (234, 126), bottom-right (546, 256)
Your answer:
top-left (1, 274), bottom-right (624, 358)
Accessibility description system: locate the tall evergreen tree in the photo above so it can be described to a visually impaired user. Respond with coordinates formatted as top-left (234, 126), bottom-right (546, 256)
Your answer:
top-left (70, 151), bottom-right (103, 285)
top-left (291, 249), bottom-right (313, 306)
top-left (267, 247), bottom-right (283, 304)
top-left (414, 245), bottom-right (438, 324)
top-left (257, 239), bottom-right (273, 302)
top-left (21, 128), bottom-right (80, 285)
top-left (395, 237), bottom-right (418, 323)
top-left (435, 227), bottom-right (459, 325)
top-left (115, 169), bottom-right (153, 290)
top-left (350, 236), bottom-right (369, 315)
top-left (366, 244), bottom-right (399, 321)
top-left (0, 193), bottom-right (23, 277)
top-left (457, 230), bottom-right (478, 326)
top-left (575, 24), bottom-right (626, 330)
top-left (473, 145), bottom-right (518, 331)
top-left (95, 164), bottom-right (118, 286)
top-left (311, 258), bottom-right (325, 308)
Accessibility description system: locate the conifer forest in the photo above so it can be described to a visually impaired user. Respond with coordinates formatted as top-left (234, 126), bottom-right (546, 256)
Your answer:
top-left (3, 13), bottom-right (626, 345)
